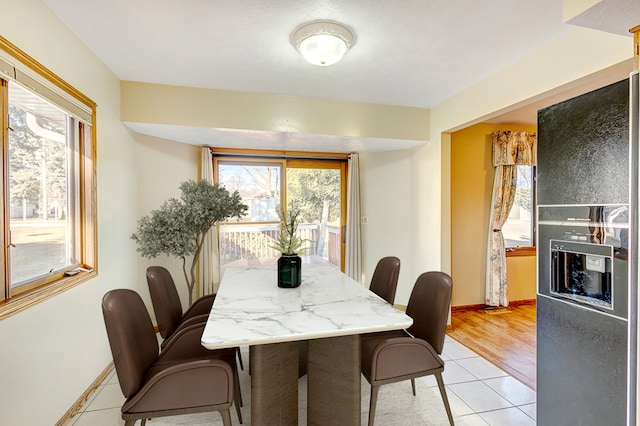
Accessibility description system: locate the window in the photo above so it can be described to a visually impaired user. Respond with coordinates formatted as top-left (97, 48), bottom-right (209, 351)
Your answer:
top-left (503, 165), bottom-right (536, 252)
top-left (217, 161), bottom-right (282, 223)
top-left (0, 37), bottom-right (97, 319)
top-left (213, 152), bottom-right (347, 273)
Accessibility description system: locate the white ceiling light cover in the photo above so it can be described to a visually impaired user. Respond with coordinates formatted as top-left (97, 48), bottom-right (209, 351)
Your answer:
top-left (292, 21), bottom-right (354, 66)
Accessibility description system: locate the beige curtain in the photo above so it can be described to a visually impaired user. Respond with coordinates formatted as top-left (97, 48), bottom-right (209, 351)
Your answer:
top-left (345, 153), bottom-right (362, 282)
top-left (486, 131), bottom-right (536, 307)
top-left (199, 146), bottom-right (221, 296)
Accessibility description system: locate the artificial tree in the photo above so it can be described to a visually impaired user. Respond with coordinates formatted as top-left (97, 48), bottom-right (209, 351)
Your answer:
top-left (131, 179), bottom-right (247, 305)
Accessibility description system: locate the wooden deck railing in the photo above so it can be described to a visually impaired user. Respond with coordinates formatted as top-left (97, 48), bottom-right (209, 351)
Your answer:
top-left (219, 224), bottom-right (340, 268)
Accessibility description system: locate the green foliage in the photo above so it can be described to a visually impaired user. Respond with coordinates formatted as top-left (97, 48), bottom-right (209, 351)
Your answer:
top-left (9, 104), bottom-right (67, 218)
top-left (130, 198), bottom-right (195, 259)
top-left (271, 206), bottom-right (305, 255)
top-left (286, 168), bottom-right (340, 224)
top-left (131, 180), bottom-right (248, 304)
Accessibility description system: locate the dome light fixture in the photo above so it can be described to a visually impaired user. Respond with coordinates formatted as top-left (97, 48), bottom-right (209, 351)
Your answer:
top-left (291, 21), bottom-right (353, 66)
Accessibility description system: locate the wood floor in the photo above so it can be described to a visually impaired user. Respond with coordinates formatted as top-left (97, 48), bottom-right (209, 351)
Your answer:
top-left (446, 302), bottom-right (537, 390)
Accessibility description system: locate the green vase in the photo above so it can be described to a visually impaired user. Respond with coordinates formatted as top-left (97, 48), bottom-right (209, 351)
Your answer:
top-left (278, 254), bottom-right (302, 288)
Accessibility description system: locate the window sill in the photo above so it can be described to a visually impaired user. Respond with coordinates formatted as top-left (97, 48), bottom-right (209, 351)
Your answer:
top-left (0, 269), bottom-right (97, 320)
top-left (506, 247), bottom-right (536, 257)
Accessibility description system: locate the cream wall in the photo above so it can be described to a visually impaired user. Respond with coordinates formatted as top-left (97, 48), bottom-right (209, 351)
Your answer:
top-left (359, 150), bottom-right (415, 305)
top-left (0, 1), bottom-right (140, 424)
top-left (407, 140), bottom-right (445, 291)
top-left (450, 123), bottom-right (537, 307)
top-left (121, 81), bottom-right (430, 141)
top-left (133, 134), bottom-right (201, 313)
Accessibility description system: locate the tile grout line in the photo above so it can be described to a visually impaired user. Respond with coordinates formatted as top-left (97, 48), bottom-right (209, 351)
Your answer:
top-left (71, 341), bottom-right (537, 425)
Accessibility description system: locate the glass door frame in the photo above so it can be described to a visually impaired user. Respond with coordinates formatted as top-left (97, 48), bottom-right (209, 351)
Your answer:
top-left (285, 158), bottom-right (347, 269)
top-left (212, 149), bottom-right (348, 271)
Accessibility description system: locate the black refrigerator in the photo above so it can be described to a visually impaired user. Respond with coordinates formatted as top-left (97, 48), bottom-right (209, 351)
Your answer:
top-left (536, 71), bottom-right (639, 425)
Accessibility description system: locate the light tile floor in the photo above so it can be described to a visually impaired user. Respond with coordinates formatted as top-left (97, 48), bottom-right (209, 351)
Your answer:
top-left (66, 336), bottom-right (536, 425)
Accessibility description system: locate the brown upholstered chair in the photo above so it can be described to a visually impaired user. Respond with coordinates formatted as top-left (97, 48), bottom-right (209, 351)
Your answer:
top-left (102, 289), bottom-right (236, 426)
top-left (368, 256), bottom-right (401, 304)
top-left (146, 266), bottom-right (244, 371)
top-left (361, 271), bottom-right (454, 426)
top-left (146, 266), bottom-right (215, 345)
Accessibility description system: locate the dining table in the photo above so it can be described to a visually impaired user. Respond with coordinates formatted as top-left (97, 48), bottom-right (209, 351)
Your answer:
top-left (201, 261), bottom-right (413, 426)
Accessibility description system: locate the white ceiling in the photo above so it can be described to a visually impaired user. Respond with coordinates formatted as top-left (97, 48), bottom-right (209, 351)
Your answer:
top-left (42, 0), bottom-right (639, 152)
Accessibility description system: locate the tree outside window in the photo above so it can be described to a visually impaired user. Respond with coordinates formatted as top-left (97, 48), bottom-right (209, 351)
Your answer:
top-left (502, 165), bottom-right (535, 248)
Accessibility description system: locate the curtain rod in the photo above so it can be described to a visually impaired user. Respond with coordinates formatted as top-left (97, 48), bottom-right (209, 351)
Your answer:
top-left (208, 147), bottom-right (350, 161)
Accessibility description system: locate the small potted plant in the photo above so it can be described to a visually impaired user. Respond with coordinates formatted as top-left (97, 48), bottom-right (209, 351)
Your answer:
top-left (272, 205), bottom-right (305, 288)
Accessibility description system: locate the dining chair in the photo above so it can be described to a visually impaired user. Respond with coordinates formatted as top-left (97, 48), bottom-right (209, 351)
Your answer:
top-left (361, 271), bottom-right (454, 426)
top-left (368, 256), bottom-right (401, 304)
top-left (146, 266), bottom-right (215, 344)
top-left (146, 266), bottom-right (244, 370)
top-left (159, 321), bottom-right (244, 423)
top-left (360, 256), bottom-right (401, 350)
top-left (102, 289), bottom-right (236, 426)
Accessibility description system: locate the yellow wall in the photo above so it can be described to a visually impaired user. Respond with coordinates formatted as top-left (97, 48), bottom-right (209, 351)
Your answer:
top-left (451, 123), bottom-right (537, 306)
top-left (506, 255), bottom-right (538, 301)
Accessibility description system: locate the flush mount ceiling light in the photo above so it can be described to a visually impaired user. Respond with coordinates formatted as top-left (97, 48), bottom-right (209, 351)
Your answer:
top-left (291, 21), bottom-right (353, 66)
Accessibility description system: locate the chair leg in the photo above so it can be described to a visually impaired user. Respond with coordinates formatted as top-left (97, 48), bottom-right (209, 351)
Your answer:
top-left (232, 366), bottom-right (243, 423)
top-left (411, 378), bottom-right (416, 396)
top-left (435, 372), bottom-right (455, 426)
top-left (234, 396), bottom-right (243, 424)
top-left (220, 409), bottom-right (233, 426)
top-left (236, 347), bottom-right (244, 370)
top-left (368, 384), bottom-right (380, 426)
top-left (234, 364), bottom-right (243, 407)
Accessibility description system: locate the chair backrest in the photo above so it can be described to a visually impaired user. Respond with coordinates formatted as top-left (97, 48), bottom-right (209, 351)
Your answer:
top-left (405, 271), bottom-right (453, 354)
top-left (147, 266), bottom-right (184, 339)
top-left (102, 289), bottom-right (159, 398)
top-left (369, 256), bottom-right (401, 304)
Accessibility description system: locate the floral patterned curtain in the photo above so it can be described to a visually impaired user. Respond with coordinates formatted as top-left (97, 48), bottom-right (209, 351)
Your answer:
top-left (486, 131), bottom-right (536, 307)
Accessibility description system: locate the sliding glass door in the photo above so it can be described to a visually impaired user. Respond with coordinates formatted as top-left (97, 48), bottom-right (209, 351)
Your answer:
top-left (215, 156), bottom-right (346, 273)
top-left (286, 160), bottom-right (346, 268)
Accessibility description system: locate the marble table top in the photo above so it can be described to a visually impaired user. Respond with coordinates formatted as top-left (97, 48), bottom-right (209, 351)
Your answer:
top-left (201, 263), bottom-right (413, 349)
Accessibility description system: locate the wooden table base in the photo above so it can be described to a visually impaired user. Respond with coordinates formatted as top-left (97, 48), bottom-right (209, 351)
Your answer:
top-left (249, 335), bottom-right (361, 426)
top-left (250, 342), bottom-right (299, 425)
top-left (308, 335), bottom-right (361, 426)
